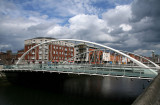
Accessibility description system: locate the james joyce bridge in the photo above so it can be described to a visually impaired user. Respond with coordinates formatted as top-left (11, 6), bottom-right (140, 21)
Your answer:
top-left (1, 39), bottom-right (160, 79)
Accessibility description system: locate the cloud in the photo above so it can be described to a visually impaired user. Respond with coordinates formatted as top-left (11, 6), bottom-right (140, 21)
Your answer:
top-left (17, 0), bottom-right (102, 17)
top-left (128, 0), bottom-right (160, 50)
top-left (0, 0), bottom-right (160, 56)
top-left (102, 5), bottom-right (131, 26)
top-left (131, 0), bottom-right (160, 22)
top-left (119, 24), bottom-right (132, 31)
top-left (47, 14), bottom-right (117, 42)
top-left (0, 44), bottom-right (11, 51)
top-left (134, 49), bottom-right (153, 56)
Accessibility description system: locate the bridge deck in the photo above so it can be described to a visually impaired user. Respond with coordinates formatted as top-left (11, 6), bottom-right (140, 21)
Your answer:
top-left (1, 64), bottom-right (157, 79)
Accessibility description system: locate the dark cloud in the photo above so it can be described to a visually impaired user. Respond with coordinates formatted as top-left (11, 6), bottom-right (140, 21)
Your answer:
top-left (129, 0), bottom-right (160, 46)
top-left (131, 0), bottom-right (160, 22)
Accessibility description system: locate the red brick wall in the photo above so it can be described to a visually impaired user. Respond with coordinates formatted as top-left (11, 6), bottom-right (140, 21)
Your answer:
top-left (49, 44), bottom-right (74, 62)
top-left (89, 49), bottom-right (103, 64)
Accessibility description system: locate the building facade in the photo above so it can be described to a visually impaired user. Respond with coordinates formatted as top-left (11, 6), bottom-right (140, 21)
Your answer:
top-left (74, 43), bottom-right (103, 64)
top-left (0, 50), bottom-right (17, 65)
top-left (24, 37), bottom-right (74, 64)
top-left (17, 49), bottom-right (24, 60)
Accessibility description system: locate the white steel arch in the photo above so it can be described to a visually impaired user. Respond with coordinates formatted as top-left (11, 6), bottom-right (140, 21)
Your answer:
top-left (17, 39), bottom-right (158, 75)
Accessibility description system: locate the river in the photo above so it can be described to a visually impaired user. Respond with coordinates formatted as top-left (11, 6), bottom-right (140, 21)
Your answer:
top-left (0, 74), bottom-right (151, 105)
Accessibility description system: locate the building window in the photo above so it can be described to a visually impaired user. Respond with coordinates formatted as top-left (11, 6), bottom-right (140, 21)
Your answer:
top-left (59, 47), bottom-right (61, 49)
top-left (39, 56), bottom-right (42, 60)
top-left (56, 47), bottom-right (58, 49)
top-left (45, 56), bottom-right (48, 60)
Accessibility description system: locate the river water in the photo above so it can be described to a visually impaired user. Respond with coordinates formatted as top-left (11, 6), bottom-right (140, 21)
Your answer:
top-left (0, 75), bottom-right (151, 105)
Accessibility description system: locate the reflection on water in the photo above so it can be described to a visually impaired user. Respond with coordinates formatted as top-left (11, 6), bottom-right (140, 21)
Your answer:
top-left (0, 75), bottom-right (151, 105)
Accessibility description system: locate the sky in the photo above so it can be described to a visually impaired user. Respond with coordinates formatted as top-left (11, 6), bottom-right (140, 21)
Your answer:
top-left (0, 0), bottom-right (160, 56)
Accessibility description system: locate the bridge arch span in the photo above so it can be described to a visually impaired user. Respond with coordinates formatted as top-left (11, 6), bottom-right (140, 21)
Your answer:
top-left (17, 39), bottom-right (158, 75)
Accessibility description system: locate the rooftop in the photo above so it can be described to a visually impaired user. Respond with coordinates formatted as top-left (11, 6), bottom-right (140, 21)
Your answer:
top-left (75, 43), bottom-right (98, 49)
top-left (25, 37), bottom-right (56, 41)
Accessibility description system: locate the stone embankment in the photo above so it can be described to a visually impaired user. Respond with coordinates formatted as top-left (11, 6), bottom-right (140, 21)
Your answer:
top-left (132, 72), bottom-right (160, 105)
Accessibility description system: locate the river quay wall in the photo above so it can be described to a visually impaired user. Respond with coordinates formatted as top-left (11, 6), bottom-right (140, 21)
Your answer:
top-left (132, 73), bottom-right (160, 105)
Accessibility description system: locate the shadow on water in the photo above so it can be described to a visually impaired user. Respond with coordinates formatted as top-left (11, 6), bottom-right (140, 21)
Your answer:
top-left (0, 72), bottom-right (152, 105)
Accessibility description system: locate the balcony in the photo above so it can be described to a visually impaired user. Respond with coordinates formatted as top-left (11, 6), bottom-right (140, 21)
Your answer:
top-left (39, 52), bottom-right (42, 54)
top-left (45, 47), bottom-right (48, 49)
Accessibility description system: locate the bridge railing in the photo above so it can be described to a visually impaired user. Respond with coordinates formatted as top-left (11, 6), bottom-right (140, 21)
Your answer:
top-left (2, 64), bottom-right (157, 79)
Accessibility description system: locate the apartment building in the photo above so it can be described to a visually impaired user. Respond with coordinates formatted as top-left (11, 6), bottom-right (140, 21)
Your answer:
top-left (17, 49), bottom-right (24, 60)
top-left (24, 37), bottom-right (74, 64)
top-left (74, 43), bottom-right (103, 64)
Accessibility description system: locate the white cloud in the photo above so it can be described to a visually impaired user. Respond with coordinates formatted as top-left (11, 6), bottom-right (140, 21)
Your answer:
top-left (46, 14), bottom-right (117, 42)
top-left (68, 14), bottom-right (117, 42)
top-left (119, 24), bottom-right (132, 31)
top-left (0, 44), bottom-right (10, 49)
top-left (69, 14), bottom-right (106, 31)
top-left (102, 5), bottom-right (131, 26)
top-left (134, 49), bottom-right (153, 56)
top-left (35, 0), bottom-right (101, 17)
top-left (47, 25), bottom-right (62, 35)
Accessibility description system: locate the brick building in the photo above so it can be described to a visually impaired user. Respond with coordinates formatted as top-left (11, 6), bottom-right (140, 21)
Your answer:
top-left (24, 37), bottom-right (74, 64)
top-left (89, 49), bottom-right (103, 64)
top-left (0, 50), bottom-right (17, 65)
top-left (17, 49), bottom-right (24, 60)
